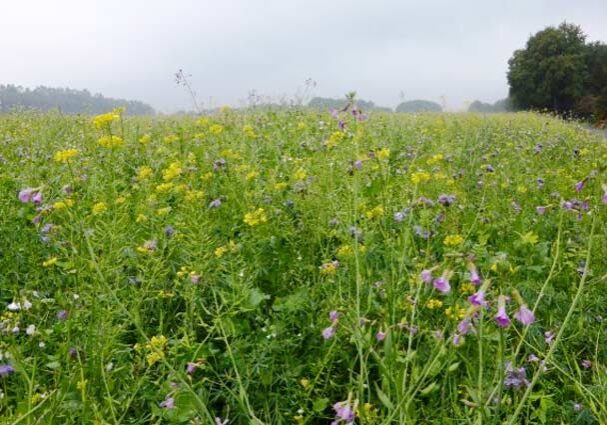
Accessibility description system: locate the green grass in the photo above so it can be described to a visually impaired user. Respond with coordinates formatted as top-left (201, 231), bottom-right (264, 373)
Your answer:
top-left (0, 109), bottom-right (605, 424)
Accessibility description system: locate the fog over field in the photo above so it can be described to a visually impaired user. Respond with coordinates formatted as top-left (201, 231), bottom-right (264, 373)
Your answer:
top-left (1, 0), bottom-right (606, 112)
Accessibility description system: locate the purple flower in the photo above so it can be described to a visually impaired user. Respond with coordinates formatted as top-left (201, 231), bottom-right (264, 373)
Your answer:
top-left (504, 361), bottom-right (529, 389)
top-left (32, 191), bottom-right (43, 204)
top-left (602, 192), bottom-right (607, 204)
top-left (527, 354), bottom-right (540, 363)
top-left (563, 201), bottom-right (574, 210)
top-left (209, 198), bottom-right (222, 208)
top-left (338, 120), bottom-right (346, 130)
top-left (329, 310), bottom-right (339, 322)
top-left (18, 188), bottom-right (35, 203)
top-left (186, 362), bottom-right (197, 374)
top-left (581, 359), bottom-right (592, 369)
top-left (544, 331), bottom-right (554, 345)
top-left (457, 317), bottom-right (473, 335)
top-left (332, 401), bottom-right (355, 424)
top-left (159, 396), bottom-right (175, 409)
top-left (514, 305), bottom-right (535, 326)
top-left (0, 364), bottom-right (15, 377)
top-left (143, 240), bottom-right (157, 251)
top-left (190, 274), bottom-right (201, 284)
top-left (468, 264), bottom-right (481, 285)
top-left (164, 225), bottom-right (175, 238)
top-left (420, 269), bottom-right (433, 284)
top-left (330, 108), bottom-right (339, 119)
top-left (322, 326), bottom-right (336, 340)
top-left (433, 276), bottom-right (450, 294)
top-left (376, 330), bottom-right (386, 341)
top-left (353, 159), bottom-right (362, 170)
top-left (438, 194), bottom-right (456, 206)
top-left (57, 310), bottom-right (69, 321)
top-left (413, 225), bottom-right (430, 239)
top-left (452, 333), bottom-right (462, 346)
top-left (575, 180), bottom-right (585, 192)
top-left (536, 206), bottom-right (546, 215)
top-left (468, 290), bottom-right (488, 308)
top-left (495, 295), bottom-right (511, 328)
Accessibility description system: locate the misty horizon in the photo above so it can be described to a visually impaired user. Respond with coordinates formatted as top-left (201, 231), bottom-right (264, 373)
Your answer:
top-left (2, 0), bottom-right (606, 113)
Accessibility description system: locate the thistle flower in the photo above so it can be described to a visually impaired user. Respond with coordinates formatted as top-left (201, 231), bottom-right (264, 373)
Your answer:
top-left (495, 295), bottom-right (511, 328)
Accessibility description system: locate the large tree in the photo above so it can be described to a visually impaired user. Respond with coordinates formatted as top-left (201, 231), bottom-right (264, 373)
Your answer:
top-left (507, 22), bottom-right (588, 113)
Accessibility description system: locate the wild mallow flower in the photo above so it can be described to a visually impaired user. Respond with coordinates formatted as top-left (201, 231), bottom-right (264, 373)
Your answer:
top-left (504, 361), bottom-right (529, 389)
top-left (322, 326), bottom-right (336, 340)
top-left (0, 364), bottom-right (15, 377)
top-left (433, 273), bottom-right (451, 294)
top-left (495, 295), bottom-right (511, 328)
top-left (514, 305), bottom-right (535, 326)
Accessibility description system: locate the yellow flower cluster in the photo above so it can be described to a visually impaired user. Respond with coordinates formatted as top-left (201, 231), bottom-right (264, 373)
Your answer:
top-left (92, 202), bottom-right (107, 215)
top-left (425, 299), bottom-right (444, 309)
top-left (92, 110), bottom-right (120, 129)
top-left (293, 168), bottom-right (307, 181)
top-left (53, 199), bottom-right (75, 210)
top-left (98, 135), bottom-right (124, 148)
top-left (243, 124), bottom-right (256, 138)
top-left (325, 131), bottom-right (345, 148)
top-left (443, 234), bottom-right (464, 246)
top-left (376, 148), bottom-right (390, 160)
top-left (243, 208), bottom-right (268, 226)
top-left (410, 171), bottom-right (431, 184)
top-left (210, 124), bottom-right (224, 135)
top-left (365, 205), bottom-right (384, 220)
top-left (426, 153), bottom-right (444, 165)
top-left (215, 240), bottom-right (238, 257)
top-left (162, 161), bottom-right (182, 181)
top-left (53, 148), bottom-right (79, 163)
top-left (137, 165), bottom-right (153, 180)
top-left (138, 134), bottom-right (151, 145)
top-left (143, 335), bottom-right (168, 366)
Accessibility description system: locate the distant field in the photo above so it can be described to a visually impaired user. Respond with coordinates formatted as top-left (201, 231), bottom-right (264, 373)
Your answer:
top-left (0, 110), bottom-right (605, 423)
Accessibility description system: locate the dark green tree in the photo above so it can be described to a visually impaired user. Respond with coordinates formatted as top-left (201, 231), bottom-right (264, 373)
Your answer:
top-left (395, 99), bottom-right (442, 113)
top-left (507, 22), bottom-right (588, 113)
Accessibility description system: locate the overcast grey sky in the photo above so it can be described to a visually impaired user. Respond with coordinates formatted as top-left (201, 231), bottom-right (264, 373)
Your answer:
top-left (1, 0), bottom-right (606, 112)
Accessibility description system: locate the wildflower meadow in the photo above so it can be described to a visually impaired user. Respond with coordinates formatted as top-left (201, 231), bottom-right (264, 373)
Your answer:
top-left (1, 108), bottom-right (606, 424)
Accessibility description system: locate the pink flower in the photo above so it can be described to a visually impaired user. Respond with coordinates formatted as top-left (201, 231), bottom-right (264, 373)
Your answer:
top-left (468, 290), bottom-right (488, 307)
top-left (159, 396), bottom-right (175, 409)
top-left (514, 305), bottom-right (535, 326)
top-left (329, 310), bottom-right (339, 322)
top-left (376, 330), bottom-right (386, 341)
top-left (420, 269), bottom-right (433, 284)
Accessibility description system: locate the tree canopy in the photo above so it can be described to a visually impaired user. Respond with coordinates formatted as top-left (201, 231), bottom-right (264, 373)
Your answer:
top-left (0, 85), bottom-right (155, 115)
top-left (507, 22), bottom-right (607, 121)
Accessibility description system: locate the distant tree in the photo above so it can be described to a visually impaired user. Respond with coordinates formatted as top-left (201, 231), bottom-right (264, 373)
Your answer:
top-left (395, 99), bottom-right (442, 113)
top-left (507, 23), bottom-right (588, 113)
top-left (308, 95), bottom-right (391, 112)
top-left (0, 84), bottom-right (155, 115)
top-left (467, 98), bottom-right (511, 113)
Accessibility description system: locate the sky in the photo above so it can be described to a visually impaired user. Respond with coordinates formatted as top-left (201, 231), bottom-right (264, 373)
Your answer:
top-left (1, 0), bottom-right (606, 112)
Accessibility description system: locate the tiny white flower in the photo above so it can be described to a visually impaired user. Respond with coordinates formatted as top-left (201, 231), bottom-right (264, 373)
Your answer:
top-left (39, 342), bottom-right (46, 348)
top-left (22, 299), bottom-right (33, 310)
top-left (26, 324), bottom-right (36, 336)
top-left (7, 302), bottom-right (20, 311)
top-left (11, 326), bottom-right (20, 334)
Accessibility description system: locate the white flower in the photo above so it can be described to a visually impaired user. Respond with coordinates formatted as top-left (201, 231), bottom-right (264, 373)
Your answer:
top-left (22, 299), bottom-right (33, 310)
top-left (26, 324), bottom-right (36, 336)
top-left (11, 326), bottom-right (20, 334)
top-left (7, 302), bottom-right (20, 311)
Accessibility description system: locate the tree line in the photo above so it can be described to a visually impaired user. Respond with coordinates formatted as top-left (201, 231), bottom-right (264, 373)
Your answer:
top-left (0, 85), bottom-right (155, 115)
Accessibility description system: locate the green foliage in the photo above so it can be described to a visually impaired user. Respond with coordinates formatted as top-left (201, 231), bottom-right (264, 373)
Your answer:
top-left (0, 109), bottom-right (606, 423)
top-left (468, 98), bottom-right (511, 113)
top-left (395, 99), bottom-right (442, 113)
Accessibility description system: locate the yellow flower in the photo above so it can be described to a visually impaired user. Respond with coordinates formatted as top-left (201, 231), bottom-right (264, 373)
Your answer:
top-left (162, 162), bottom-right (182, 181)
top-left (459, 283), bottom-right (476, 294)
top-left (443, 234), bottom-right (464, 246)
top-left (115, 196), bottom-right (127, 205)
top-left (210, 124), bottom-right (224, 135)
top-left (136, 214), bottom-right (147, 223)
top-left (426, 153), bottom-right (443, 165)
top-left (139, 134), bottom-right (151, 145)
top-left (325, 131), bottom-right (345, 148)
top-left (293, 168), bottom-right (307, 181)
top-left (163, 134), bottom-right (179, 144)
top-left (411, 171), bottom-right (431, 184)
top-left (156, 207), bottom-right (171, 216)
top-left (365, 205), bottom-right (384, 220)
top-left (146, 351), bottom-right (164, 366)
top-left (53, 149), bottom-right (79, 163)
top-left (137, 165), bottom-right (153, 180)
top-left (426, 299), bottom-right (444, 309)
top-left (215, 246), bottom-right (228, 257)
top-left (376, 148), bottom-right (390, 160)
top-left (297, 122), bottom-right (306, 130)
top-left (337, 244), bottom-right (353, 258)
top-left (274, 182), bottom-right (288, 191)
top-left (92, 111), bottom-right (119, 129)
top-left (319, 261), bottom-right (339, 275)
top-left (98, 135), bottom-right (124, 148)
top-left (246, 170), bottom-right (260, 181)
top-left (92, 202), bottom-right (107, 215)
top-left (42, 257), bottom-right (58, 267)
top-left (520, 231), bottom-right (539, 245)
top-left (155, 182), bottom-right (174, 193)
top-left (243, 208), bottom-right (268, 226)
top-left (243, 124), bottom-right (256, 138)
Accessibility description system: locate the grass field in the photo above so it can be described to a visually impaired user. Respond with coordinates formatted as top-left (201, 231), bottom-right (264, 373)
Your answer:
top-left (1, 109), bottom-right (606, 424)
